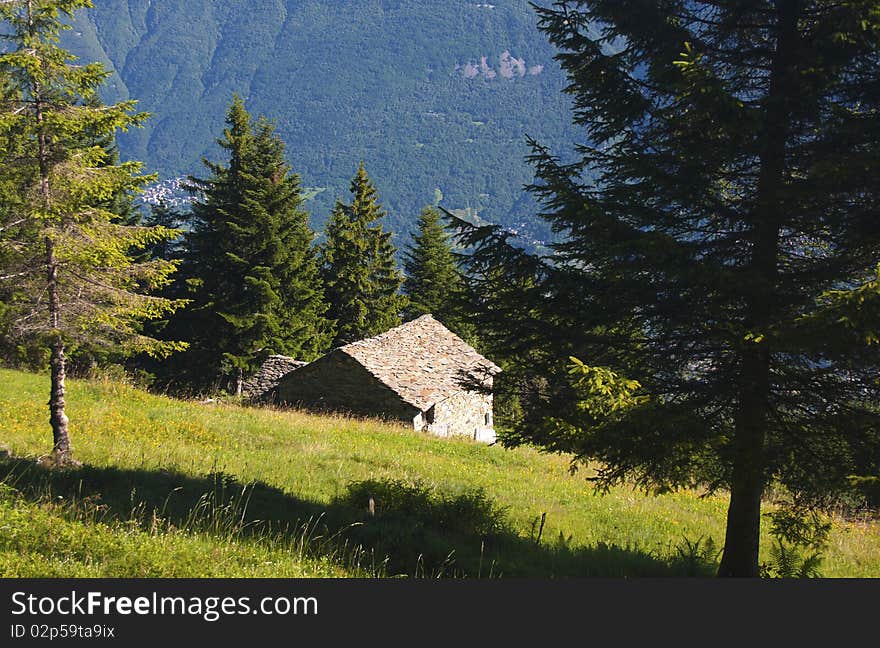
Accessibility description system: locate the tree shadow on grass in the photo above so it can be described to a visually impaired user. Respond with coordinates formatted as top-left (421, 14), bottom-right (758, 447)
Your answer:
top-left (0, 457), bottom-right (717, 577)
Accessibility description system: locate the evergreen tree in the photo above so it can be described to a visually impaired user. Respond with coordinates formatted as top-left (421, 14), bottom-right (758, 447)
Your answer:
top-left (402, 206), bottom-right (470, 335)
top-left (64, 128), bottom-right (148, 375)
top-left (182, 96), bottom-right (333, 394)
top-left (0, 78), bottom-right (32, 365)
top-left (0, 0), bottom-right (184, 464)
top-left (141, 203), bottom-right (188, 263)
top-left (452, 1), bottom-right (880, 576)
top-left (320, 162), bottom-right (406, 346)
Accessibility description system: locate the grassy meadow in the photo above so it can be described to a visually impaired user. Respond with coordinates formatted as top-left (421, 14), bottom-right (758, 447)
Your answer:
top-left (0, 368), bottom-right (877, 577)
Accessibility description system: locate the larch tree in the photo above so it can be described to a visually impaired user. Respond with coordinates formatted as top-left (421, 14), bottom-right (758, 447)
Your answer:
top-left (0, 0), bottom-right (185, 465)
top-left (320, 162), bottom-right (406, 346)
top-left (182, 96), bottom-right (333, 395)
top-left (452, 0), bottom-right (880, 576)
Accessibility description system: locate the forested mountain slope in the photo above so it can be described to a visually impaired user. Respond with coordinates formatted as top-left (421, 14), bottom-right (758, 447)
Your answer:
top-left (64, 0), bottom-right (580, 239)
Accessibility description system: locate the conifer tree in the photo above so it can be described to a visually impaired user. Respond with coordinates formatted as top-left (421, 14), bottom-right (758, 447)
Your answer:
top-left (0, 0), bottom-right (184, 464)
top-left (182, 96), bottom-right (333, 394)
top-left (402, 206), bottom-right (469, 335)
top-left (0, 79), bottom-right (30, 363)
top-left (452, 1), bottom-right (880, 576)
top-left (320, 163), bottom-right (406, 346)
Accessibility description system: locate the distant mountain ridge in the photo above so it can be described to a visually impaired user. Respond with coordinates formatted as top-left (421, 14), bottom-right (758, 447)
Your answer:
top-left (64, 0), bottom-right (579, 241)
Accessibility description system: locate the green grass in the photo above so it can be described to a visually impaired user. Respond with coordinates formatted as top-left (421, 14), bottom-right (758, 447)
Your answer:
top-left (0, 482), bottom-right (372, 577)
top-left (0, 368), bottom-right (877, 577)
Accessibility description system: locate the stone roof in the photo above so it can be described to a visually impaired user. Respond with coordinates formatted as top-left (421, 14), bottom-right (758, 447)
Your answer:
top-left (336, 314), bottom-right (501, 411)
top-left (243, 355), bottom-right (308, 401)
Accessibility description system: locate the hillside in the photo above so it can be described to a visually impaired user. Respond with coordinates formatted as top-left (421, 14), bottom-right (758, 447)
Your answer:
top-left (1, 368), bottom-right (878, 577)
top-left (62, 0), bottom-right (581, 241)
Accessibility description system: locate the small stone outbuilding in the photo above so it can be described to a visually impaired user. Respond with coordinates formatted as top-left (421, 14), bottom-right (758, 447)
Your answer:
top-left (274, 315), bottom-right (501, 443)
top-left (242, 355), bottom-right (307, 401)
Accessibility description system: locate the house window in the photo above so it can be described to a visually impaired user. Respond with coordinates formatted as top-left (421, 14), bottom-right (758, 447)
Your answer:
top-left (485, 412), bottom-right (492, 426)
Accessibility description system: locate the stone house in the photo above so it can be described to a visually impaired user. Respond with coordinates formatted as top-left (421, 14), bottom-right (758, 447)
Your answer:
top-left (263, 315), bottom-right (501, 443)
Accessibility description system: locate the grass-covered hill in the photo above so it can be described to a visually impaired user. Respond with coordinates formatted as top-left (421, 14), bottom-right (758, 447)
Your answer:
top-left (1, 368), bottom-right (877, 577)
top-left (63, 0), bottom-right (581, 240)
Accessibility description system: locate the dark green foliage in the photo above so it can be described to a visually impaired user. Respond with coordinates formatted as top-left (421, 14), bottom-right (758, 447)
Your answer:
top-left (334, 479), bottom-right (510, 577)
top-left (759, 504), bottom-right (830, 577)
top-left (452, 1), bottom-right (880, 576)
top-left (849, 476), bottom-right (880, 509)
top-left (339, 479), bottom-right (509, 540)
top-left (402, 207), bottom-right (472, 337)
top-left (174, 96), bottom-right (333, 392)
top-left (761, 540), bottom-right (825, 579)
top-left (320, 163), bottom-right (406, 346)
top-left (0, 80), bottom-right (32, 367)
top-left (672, 536), bottom-right (722, 577)
top-left (139, 203), bottom-right (188, 263)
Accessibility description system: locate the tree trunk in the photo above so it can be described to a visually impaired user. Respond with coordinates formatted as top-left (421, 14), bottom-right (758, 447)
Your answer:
top-left (718, 482), bottom-right (765, 577)
top-left (235, 367), bottom-right (244, 398)
top-left (26, 0), bottom-right (67, 463)
top-left (46, 238), bottom-right (72, 465)
top-left (718, 354), bottom-right (768, 577)
top-left (49, 337), bottom-right (71, 463)
top-left (28, 0), bottom-right (75, 466)
top-left (718, 0), bottom-right (800, 577)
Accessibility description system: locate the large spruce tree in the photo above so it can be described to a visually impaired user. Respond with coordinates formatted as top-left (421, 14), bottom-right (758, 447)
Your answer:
top-left (0, 0), bottom-right (184, 464)
top-left (403, 206), bottom-right (470, 336)
top-left (183, 96), bottom-right (333, 394)
top-left (453, 1), bottom-right (880, 576)
top-left (320, 163), bottom-right (406, 346)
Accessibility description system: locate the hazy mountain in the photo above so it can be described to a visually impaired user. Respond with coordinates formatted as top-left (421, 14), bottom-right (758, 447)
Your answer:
top-left (64, 0), bottom-right (579, 240)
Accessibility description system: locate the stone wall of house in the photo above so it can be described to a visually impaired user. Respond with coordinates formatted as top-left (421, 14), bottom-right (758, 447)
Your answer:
top-left (243, 356), bottom-right (308, 402)
top-left (276, 350), bottom-right (421, 423)
top-left (426, 390), bottom-right (496, 443)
